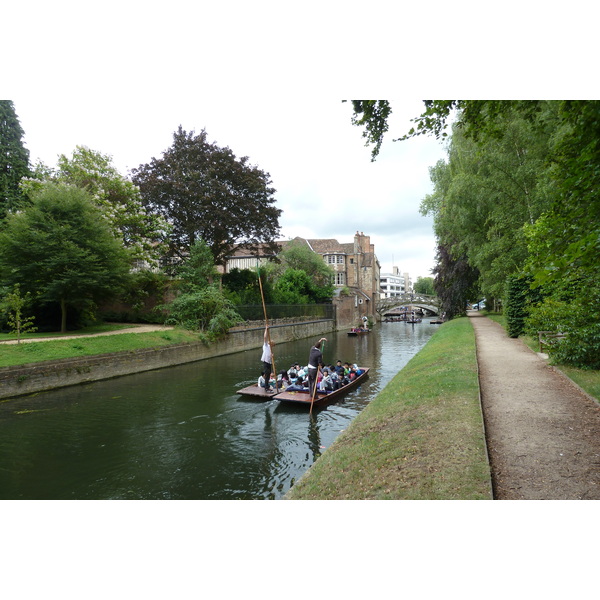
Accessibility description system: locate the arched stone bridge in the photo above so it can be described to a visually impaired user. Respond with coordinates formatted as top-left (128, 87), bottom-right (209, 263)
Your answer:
top-left (376, 293), bottom-right (440, 317)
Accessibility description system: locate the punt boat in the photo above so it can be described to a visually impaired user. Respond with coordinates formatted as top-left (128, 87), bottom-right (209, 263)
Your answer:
top-left (275, 367), bottom-right (370, 407)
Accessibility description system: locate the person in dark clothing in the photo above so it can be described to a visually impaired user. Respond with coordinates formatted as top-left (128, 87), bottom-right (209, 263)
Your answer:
top-left (307, 337), bottom-right (327, 397)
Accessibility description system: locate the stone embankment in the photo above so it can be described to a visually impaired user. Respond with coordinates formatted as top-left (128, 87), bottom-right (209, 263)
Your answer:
top-left (0, 320), bottom-right (335, 400)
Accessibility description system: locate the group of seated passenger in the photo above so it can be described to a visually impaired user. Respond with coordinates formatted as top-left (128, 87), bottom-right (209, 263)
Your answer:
top-left (318, 361), bottom-right (364, 392)
top-left (259, 360), bottom-right (364, 393)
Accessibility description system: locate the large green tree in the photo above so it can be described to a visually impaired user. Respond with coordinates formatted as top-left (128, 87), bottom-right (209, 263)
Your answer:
top-left (421, 106), bottom-right (556, 302)
top-left (21, 146), bottom-right (168, 264)
top-left (131, 127), bottom-right (281, 267)
top-left (0, 100), bottom-right (30, 219)
top-left (0, 183), bottom-right (130, 332)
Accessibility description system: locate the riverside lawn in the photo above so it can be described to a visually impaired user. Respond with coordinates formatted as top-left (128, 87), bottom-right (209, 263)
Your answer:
top-left (286, 317), bottom-right (492, 500)
top-left (0, 326), bottom-right (202, 368)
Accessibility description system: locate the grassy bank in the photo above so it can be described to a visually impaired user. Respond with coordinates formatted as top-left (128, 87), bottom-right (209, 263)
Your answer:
top-left (0, 328), bottom-right (204, 368)
top-left (286, 317), bottom-right (492, 500)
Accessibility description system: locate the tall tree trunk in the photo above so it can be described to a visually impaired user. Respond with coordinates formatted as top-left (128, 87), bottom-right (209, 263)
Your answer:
top-left (60, 298), bottom-right (67, 333)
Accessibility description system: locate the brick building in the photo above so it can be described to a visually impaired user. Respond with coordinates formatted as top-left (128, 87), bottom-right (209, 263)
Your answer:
top-left (224, 231), bottom-right (381, 326)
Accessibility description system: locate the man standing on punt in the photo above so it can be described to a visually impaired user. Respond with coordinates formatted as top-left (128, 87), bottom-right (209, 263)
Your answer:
top-left (261, 326), bottom-right (274, 392)
top-left (307, 337), bottom-right (327, 398)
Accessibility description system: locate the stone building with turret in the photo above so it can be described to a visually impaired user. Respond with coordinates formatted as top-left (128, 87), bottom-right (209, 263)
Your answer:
top-left (224, 231), bottom-right (381, 328)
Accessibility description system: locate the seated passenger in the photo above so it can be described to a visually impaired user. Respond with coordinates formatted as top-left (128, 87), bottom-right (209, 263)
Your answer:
top-left (285, 381), bottom-right (306, 391)
top-left (320, 368), bottom-right (333, 392)
top-left (329, 368), bottom-right (340, 390)
top-left (277, 370), bottom-right (290, 389)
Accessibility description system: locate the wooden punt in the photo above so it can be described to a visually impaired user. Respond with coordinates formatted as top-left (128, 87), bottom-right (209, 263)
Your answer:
top-left (236, 384), bottom-right (279, 398)
top-left (347, 329), bottom-right (370, 336)
top-left (276, 367), bottom-right (370, 407)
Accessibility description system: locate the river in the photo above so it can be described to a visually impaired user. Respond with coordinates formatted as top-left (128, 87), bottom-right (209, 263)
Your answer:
top-left (0, 322), bottom-right (436, 500)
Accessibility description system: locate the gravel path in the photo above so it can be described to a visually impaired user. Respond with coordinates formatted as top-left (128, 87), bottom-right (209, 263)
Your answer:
top-left (470, 312), bottom-right (600, 499)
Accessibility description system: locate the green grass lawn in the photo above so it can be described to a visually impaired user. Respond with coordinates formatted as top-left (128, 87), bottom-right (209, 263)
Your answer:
top-left (286, 317), bottom-right (492, 500)
top-left (0, 327), bottom-right (204, 368)
top-left (0, 322), bottom-right (136, 342)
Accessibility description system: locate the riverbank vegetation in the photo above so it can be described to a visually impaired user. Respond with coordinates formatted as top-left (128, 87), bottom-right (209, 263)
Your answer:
top-left (351, 101), bottom-right (600, 370)
top-left (287, 318), bottom-right (491, 500)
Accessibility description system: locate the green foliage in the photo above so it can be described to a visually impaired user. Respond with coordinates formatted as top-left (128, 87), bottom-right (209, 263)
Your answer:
top-left (131, 127), bottom-right (281, 266)
top-left (524, 273), bottom-right (600, 369)
top-left (222, 267), bottom-right (271, 304)
top-left (161, 286), bottom-right (241, 338)
top-left (432, 244), bottom-right (480, 319)
top-left (0, 101), bottom-right (31, 219)
top-left (175, 238), bottom-right (219, 293)
top-left (20, 146), bottom-right (168, 264)
top-left (0, 183), bottom-right (131, 332)
top-left (102, 269), bottom-right (170, 324)
top-left (413, 276), bottom-right (434, 295)
top-left (505, 275), bottom-right (532, 338)
top-left (347, 100), bottom-right (392, 161)
top-left (421, 107), bottom-right (556, 303)
top-left (351, 99), bottom-right (600, 368)
top-left (265, 239), bottom-right (335, 302)
top-left (1, 284), bottom-right (37, 342)
top-left (272, 268), bottom-right (312, 304)
top-left (525, 101), bottom-right (600, 288)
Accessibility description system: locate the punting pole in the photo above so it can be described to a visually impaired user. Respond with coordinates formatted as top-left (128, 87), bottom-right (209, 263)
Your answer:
top-left (309, 340), bottom-right (324, 416)
top-left (257, 260), bottom-right (277, 383)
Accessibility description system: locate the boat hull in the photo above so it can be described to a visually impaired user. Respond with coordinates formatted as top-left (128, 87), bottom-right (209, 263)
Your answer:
top-left (276, 368), bottom-right (370, 406)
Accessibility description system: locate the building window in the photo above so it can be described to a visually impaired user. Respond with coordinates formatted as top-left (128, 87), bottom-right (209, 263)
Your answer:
top-left (336, 272), bottom-right (345, 285)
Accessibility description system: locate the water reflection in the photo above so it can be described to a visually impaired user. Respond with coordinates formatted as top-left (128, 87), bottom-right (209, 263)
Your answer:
top-left (0, 322), bottom-right (435, 500)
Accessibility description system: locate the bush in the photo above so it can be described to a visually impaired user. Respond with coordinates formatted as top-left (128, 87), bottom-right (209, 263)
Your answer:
top-left (526, 296), bottom-right (600, 369)
top-left (505, 275), bottom-right (531, 337)
top-left (161, 286), bottom-right (242, 338)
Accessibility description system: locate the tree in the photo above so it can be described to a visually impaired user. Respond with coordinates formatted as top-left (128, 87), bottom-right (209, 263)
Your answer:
top-left (413, 277), bottom-right (434, 295)
top-left (1, 283), bottom-right (37, 342)
top-left (131, 127), bottom-right (281, 267)
top-left (0, 100), bottom-right (30, 219)
top-left (432, 243), bottom-right (480, 319)
top-left (0, 183), bottom-right (130, 332)
top-left (265, 239), bottom-right (335, 301)
top-left (175, 238), bottom-right (219, 293)
top-left (347, 100), bottom-right (547, 158)
top-left (421, 107), bottom-right (556, 303)
top-left (272, 268), bottom-right (313, 304)
top-left (21, 146), bottom-right (168, 264)
top-left (222, 268), bottom-right (265, 305)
